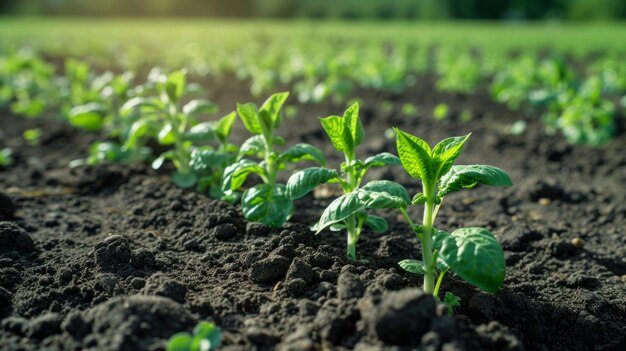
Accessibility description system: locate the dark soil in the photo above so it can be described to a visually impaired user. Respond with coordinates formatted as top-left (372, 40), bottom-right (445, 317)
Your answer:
top-left (0, 75), bottom-right (625, 351)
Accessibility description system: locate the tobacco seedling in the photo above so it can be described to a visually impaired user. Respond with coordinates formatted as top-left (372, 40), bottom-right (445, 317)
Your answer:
top-left (23, 128), bottom-right (42, 146)
top-left (394, 129), bottom-right (512, 297)
top-left (222, 92), bottom-right (326, 227)
top-left (286, 103), bottom-right (407, 260)
top-left (122, 70), bottom-right (222, 188)
top-left (167, 321), bottom-right (221, 351)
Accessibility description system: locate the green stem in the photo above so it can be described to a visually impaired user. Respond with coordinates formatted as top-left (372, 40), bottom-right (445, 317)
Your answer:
top-left (346, 214), bottom-right (358, 260)
top-left (262, 132), bottom-right (276, 185)
top-left (421, 184), bottom-right (435, 294)
top-left (400, 207), bottom-right (422, 241)
top-left (433, 269), bottom-right (447, 298)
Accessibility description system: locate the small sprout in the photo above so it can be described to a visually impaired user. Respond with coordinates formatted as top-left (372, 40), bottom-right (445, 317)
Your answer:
top-left (443, 292), bottom-right (461, 316)
top-left (23, 128), bottom-right (42, 146)
top-left (433, 103), bottom-right (449, 121)
top-left (223, 92), bottom-right (326, 227)
top-left (287, 102), bottom-right (405, 260)
top-left (0, 148), bottom-right (13, 167)
top-left (167, 321), bottom-right (221, 351)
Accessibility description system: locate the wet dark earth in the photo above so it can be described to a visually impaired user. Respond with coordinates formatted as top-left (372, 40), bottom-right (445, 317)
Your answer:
top-left (0, 76), bottom-right (625, 350)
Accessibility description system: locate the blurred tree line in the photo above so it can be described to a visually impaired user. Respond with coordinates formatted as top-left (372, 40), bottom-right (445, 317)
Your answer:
top-left (2, 0), bottom-right (625, 20)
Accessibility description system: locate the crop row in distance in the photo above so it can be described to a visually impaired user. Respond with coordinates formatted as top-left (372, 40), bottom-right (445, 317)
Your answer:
top-left (1, 21), bottom-right (625, 145)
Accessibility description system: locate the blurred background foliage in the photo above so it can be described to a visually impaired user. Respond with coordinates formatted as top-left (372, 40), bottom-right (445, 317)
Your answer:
top-left (1, 0), bottom-right (625, 20)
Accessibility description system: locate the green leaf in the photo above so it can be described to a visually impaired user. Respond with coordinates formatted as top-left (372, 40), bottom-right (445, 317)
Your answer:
top-left (278, 143), bottom-right (326, 166)
top-left (167, 332), bottom-right (193, 351)
top-left (356, 189), bottom-right (408, 209)
top-left (319, 115), bottom-right (348, 152)
top-left (68, 103), bottom-right (105, 131)
top-left (364, 215), bottom-right (388, 233)
top-left (215, 112), bottom-right (237, 144)
top-left (158, 124), bottom-right (176, 145)
top-left (190, 147), bottom-right (228, 173)
top-left (123, 120), bottom-right (150, 150)
top-left (184, 122), bottom-right (217, 142)
top-left (398, 259), bottom-right (426, 274)
top-left (239, 135), bottom-right (265, 157)
top-left (260, 92), bottom-right (289, 128)
top-left (438, 165), bottom-right (513, 197)
top-left (435, 227), bottom-right (506, 294)
top-left (222, 159), bottom-right (265, 191)
top-left (412, 193), bottom-right (426, 205)
top-left (237, 102), bottom-right (262, 135)
top-left (165, 70), bottom-right (186, 102)
top-left (361, 180), bottom-right (411, 205)
top-left (431, 134), bottom-right (470, 180)
top-left (182, 99), bottom-right (218, 116)
top-left (119, 97), bottom-right (162, 116)
top-left (363, 152), bottom-right (401, 168)
top-left (315, 192), bottom-right (364, 233)
top-left (286, 167), bottom-right (339, 200)
top-left (193, 322), bottom-right (221, 349)
top-left (242, 184), bottom-right (293, 228)
top-left (343, 102), bottom-right (364, 147)
top-left (152, 150), bottom-right (177, 169)
top-left (395, 128), bottom-right (433, 183)
top-left (172, 171), bottom-right (198, 189)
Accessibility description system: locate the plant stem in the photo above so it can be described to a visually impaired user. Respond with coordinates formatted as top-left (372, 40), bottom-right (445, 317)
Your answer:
top-left (346, 214), bottom-right (358, 260)
top-left (433, 269), bottom-right (447, 298)
top-left (422, 184), bottom-right (435, 294)
top-left (262, 132), bottom-right (275, 185)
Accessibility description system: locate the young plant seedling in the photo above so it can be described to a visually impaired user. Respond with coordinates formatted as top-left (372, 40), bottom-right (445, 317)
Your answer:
top-left (121, 70), bottom-right (223, 188)
top-left (0, 148), bottom-right (13, 167)
top-left (222, 92), bottom-right (326, 227)
top-left (394, 129), bottom-right (512, 297)
top-left (286, 103), bottom-right (407, 260)
top-left (167, 321), bottom-right (221, 351)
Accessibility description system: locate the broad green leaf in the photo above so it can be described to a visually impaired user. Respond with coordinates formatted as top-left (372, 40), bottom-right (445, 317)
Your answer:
top-left (431, 134), bottom-right (470, 180)
top-left (194, 322), bottom-right (221, 349)
top-left (395, 128), bottom-right (433, 182)
top-left (357, 189), bottom-right (408, 209)
top-left (182, 99), bottom-right (219, 116)
top-left (68, 103), bottom-right (105, 131)
top-left (242, 184), bottom-right (293, 228)
top-left (165, 70), bottom-right (186, 102)
top-left (119, 97), bottom-right (162, 116)
top-left (361, 180), bottom-right (411, 205)
top-left (319, 116), bottom-right (348, 152)
top-left (190, 147), bottom-right (228, 173)
top-left (278, 143), bottom-right (326, 166)
top-left (438, 165), bottom-right (513, 197)
top-left (363, 152), bottom-right (401, 168)
top-left (435, 227), bottom-right (506, 294)
top-left (172, 171), bottom-right (198, 189)
top-left (398, 259), bottom-right (426, 275)
top-left (286, 167), bottom-right (339, 200)
top-left (124, 120), bottom-right (150, 149)
top-left (184, 122), bottom-right (217, 142)
top-left (343, 102), bottom-right (364, 146)
top-left (315, 192), bottom-right (364, 233)
top-left (237, 102), bottom-right (262, 135)
top-left (260, 92), bottom-right (289, 128)
top-left (364, 215), bottom-right (388, 233)
top-left (158, 124), bottom-right (176, 145)
top-left (239, 135), bottom-right (266, 157)
top-left (222, 159), bottom-right (265, 191)
top-left (215, 111), bottom-right (237, 144)
top-left (167, 332), bottom-right (193, 351)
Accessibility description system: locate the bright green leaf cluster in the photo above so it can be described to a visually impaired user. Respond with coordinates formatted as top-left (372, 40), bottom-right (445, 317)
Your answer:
top-left (167, 321), bottom-right (221, 351)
